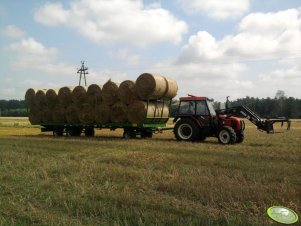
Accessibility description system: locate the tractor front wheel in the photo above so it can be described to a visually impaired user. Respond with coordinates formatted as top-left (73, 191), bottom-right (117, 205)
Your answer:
top-left (218, 126), bottom-right (236, 144)
top-left (236, 130), bottom-right (244, 143)
top-left (174, 118), bottom-right (200, 142)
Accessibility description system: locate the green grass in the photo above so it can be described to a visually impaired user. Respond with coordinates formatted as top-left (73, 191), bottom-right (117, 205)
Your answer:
top-left (0, 118), bottom-right (300, 225)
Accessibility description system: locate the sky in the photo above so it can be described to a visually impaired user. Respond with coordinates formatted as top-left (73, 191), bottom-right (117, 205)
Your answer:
top-left (0, 0), bottom-right (300, 102)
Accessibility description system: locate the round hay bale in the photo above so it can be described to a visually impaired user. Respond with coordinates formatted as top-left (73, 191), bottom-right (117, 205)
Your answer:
top-left (46, 89), bottom-right (59, 107)
top-left (78, 103), bottom-right (95, 124)
top-left (163, 77), bottom-right (178, 99)
top-left (52, 105), bottom-right (66, 123)
top-left (29, 112), bottom-right (41, 125)
top-left (36, 89), bottom-right (48, 107)
top-left (72, 86), bottom-right (88, 106)
top-left (25, 88), bottom-right (38, 108)
top-left (95, 104), bottom-right (111, 124)
top-left (110, 102), bottom-right (128, 123)
top-left (41, 107), bottom-right (52, 123)
top-left (87, 84), bottom-right (102, 106)
top-left (136, 73), bottom-right (167, 100)
top-left (127, 100), bottom-right (169, 124)
top-left (66, 104), bottom-right (80, 124)
top-left (102, 80), bottom-right (119, 105)
top-left (58, 86), bottom-right (75, 107)
top-left (117, 80), bottom-right (138, 105)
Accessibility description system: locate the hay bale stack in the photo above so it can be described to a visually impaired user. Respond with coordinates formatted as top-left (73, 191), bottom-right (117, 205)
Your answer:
top-left (117, 80), bottom-right (137, 105)
top-left (35, 89), bottom-right (48, 107)
top-left (29, 112), bottom-right (41, 125)
top-left (66, 104), bottom-right (80, 124)
top-left (58, 86), bottom-right (75, 107)
top-left (72, 86), bottom-right (88, 106)
top-left (25, 88), bottom-right (38, 108)
top-left (46, 89), bottom-right (59, 107)
top-left (95, 104), bottom-right (111, 124)
top-left (127, 101), bottom-right (169, 124)
top-left (136, 73), bottom-right (167, 100)
top-left (87, 84), bottom-right (102, 106)
top-left (110, 102), bottom-right (128, 123)
top-left (52, 105), bottom-right (66, 123)
top-left (78, 103), bottom-right (94, 124)
top-left (102, 80), bottom-right (119, 105)
top-left (41, 107), bottom-right (52, 123)
top-left (164, 77), bottom-right (178, 99)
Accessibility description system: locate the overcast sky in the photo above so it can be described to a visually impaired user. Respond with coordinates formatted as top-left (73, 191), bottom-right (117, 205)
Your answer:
top-left (0, 0), bottom-right (300, 101)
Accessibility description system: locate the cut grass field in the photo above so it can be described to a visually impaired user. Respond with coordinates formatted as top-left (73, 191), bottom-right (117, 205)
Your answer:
top-left (0, 118), bottom-right (300, 226)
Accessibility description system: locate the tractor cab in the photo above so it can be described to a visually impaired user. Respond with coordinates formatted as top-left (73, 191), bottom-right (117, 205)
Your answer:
top-left (173, 95), bottom-right (245, 144)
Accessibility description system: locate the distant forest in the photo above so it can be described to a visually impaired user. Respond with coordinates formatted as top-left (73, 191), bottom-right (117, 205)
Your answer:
top-left (1, 92), bottom-right (301, 118)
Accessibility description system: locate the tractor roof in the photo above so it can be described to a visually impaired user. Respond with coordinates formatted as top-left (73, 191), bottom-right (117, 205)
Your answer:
top-left (179, 96), bottom-right (208, 101)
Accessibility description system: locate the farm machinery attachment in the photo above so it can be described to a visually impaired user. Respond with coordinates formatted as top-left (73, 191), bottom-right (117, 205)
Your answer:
top-left (217, 105), bottom-right (291, 133)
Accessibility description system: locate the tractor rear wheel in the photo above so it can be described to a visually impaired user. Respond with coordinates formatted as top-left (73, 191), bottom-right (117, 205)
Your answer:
top-left (174, 118), bottom-right (200, 142)
top-left (218, 126), bottom-right (236, 144)
top-left (236, 130), bottom-right (244, 143)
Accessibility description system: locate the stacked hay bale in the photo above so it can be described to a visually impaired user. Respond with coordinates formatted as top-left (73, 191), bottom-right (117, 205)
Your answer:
top-left (25, 73), bottom-right (178, 125)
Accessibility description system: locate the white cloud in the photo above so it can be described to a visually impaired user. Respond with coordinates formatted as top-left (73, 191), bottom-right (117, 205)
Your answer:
top-left (178, 0), bottom-right (250, 20)
top-left (110, 48), bottom-right (140, 65)
top-left (34, 0), bottom-right (187, 46)
top-left (2, 25), bottom-right (26, 38)
top-left (150, 7), bottom-right (301, 100)
top-left (6, 37), bottom-right (75, 77)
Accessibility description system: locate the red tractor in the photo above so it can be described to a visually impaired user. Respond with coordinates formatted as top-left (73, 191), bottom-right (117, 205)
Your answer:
top-left (173, 95), bottom-right (290, 144)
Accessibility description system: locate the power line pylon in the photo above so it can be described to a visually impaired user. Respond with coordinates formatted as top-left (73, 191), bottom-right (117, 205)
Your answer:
top-left (77, 61), bottom-right (88, 86)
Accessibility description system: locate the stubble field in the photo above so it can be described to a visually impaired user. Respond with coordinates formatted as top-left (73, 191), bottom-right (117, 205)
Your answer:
top-left (0, 118), bottom-right (300, 226)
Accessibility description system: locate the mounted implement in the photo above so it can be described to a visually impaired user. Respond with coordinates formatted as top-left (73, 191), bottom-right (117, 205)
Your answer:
top-left (216, 97), bottom-right (291, 133)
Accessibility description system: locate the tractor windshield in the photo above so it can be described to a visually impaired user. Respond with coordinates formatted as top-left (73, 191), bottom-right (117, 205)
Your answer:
top-left (178, 101), bottom-right (196, 114)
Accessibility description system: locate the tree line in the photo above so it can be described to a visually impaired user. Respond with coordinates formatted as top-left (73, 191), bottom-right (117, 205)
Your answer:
top-left (1, 93), bottom-right (301, 118)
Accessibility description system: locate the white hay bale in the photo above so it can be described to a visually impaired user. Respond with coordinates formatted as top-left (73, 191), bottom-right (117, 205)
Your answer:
top-left (127, 100), bottom-right (169, 124)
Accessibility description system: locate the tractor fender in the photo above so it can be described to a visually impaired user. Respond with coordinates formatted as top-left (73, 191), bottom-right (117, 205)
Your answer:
top-left (173, 115), bottom-right (203, 128)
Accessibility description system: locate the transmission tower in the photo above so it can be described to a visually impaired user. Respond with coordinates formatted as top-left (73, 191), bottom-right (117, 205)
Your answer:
top-left (77, 61), bottom-right (88, 86)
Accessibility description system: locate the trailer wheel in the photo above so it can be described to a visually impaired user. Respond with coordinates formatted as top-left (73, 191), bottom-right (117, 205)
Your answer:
top-left (174, 118), bottom-right (200, 141)
top-left (199, 136), bottom-right (206, 142)
top-left (67, 127), bottom-right (82, 136)
top-left (53, 128), bottom-right (64, 137)
top-left (85, 127), bottom-right (95, 137)
top-left (141, 130), bottom-right (153, 138)
top-left (218, 126), bottom-right (236, 144)
top-left (236, 130), bottom-right (244, 143)
top-left (123, 128), bottom-right (136, 139)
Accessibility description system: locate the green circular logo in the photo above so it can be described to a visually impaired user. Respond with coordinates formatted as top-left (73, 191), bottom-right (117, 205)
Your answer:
top-left (267, 206), bottom-right (299, 224)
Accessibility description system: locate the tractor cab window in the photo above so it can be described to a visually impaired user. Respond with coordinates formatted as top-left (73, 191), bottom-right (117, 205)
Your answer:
top-left (178, 101), bottom-right (196, 114)
top-left (196, 101), bottom-right (209, 115)
top-left (207, 101), bottom-right (216, 116)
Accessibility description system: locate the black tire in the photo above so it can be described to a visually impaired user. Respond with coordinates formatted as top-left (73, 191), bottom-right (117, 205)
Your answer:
top-left (141, 130), bottom-right (153, 138)
top-left (174, 118), bottom-right (200, 141)
top-left (67, 127), bottom-right (82, 136)
top-left (53, 128), bottom-right (64, 137)
top-left (85, 127), bottom-right (95, 137)
top-left (123, 128), bottom-right (136, 139)
top-left (236, 130), bottom-right (244, 143)
top-left (218, 126), bottom-right (236, 144)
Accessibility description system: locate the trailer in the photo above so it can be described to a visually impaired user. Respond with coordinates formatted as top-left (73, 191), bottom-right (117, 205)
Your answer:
top-left (40, 99), bottom-right (172, 139)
